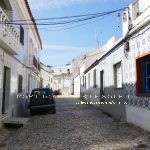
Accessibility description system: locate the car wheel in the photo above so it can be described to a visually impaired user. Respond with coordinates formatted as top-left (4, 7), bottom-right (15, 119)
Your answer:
top-left (52, 107), bottom-right (56, 114)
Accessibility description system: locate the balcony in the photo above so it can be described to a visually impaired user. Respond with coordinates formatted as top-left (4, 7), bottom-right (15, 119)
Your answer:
top-left (29, 55), bottom-right (40, 73)
top-left (0, 6), bottom-right (19, 55)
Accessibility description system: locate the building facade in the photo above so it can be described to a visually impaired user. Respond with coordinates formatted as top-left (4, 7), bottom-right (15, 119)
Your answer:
top-left (52, 64), bottom-right (73, 95)
top-left (0, 0), bottom-right (42, 127)
top-left (123, 0), bottom-right (150, 131)
top-left (40, 64), bottom-right (53, 89)
top-left (79, 0), bottom-right (150, 131)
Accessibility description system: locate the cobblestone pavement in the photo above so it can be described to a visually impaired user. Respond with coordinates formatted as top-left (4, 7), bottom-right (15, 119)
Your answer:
top-left (0, 96), bottom-right (150, 150)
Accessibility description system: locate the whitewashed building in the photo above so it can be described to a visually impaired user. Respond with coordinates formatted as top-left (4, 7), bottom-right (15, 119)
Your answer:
top-left (123, 0), bottom-right (150, 131)
top-left (72, 55), bottom-right (84, 97)
top-left (0, 0), bottom-right (42, 127)
top-left (80, 0), bottom-right (150, 131)
top-left (52, 64), bottom-right (73, 95)
top-left (40, 64), bottom-right (53, 89)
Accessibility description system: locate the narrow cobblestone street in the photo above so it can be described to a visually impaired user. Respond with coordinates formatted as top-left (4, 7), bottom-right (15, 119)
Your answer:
top-left (0, 97), bottom-right (150, 150)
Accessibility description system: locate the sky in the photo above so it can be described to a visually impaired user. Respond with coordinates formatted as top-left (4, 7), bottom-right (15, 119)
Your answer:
top-left (28, 0), bottom-right (134, 66)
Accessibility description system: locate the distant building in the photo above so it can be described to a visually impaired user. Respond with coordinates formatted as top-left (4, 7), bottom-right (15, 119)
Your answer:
top-left (52, 64), bottom-right (73, 95)
top-left (40, 63), bottom-right (53, 89)
top-left (72, 37), bottom-right (117, 97)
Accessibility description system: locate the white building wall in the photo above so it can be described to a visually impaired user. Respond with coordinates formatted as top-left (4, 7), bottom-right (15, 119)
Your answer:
top-left (82, 43), bottom-right (127, 121)
top-left (41, 67), bottom-right (53, 89)
top-left (83, 65), bottom-right (100, 104)
top-left (77, 0), bottom-right (150, 130)
top-left (0, 48), bottom-right (27, 122)
top-left (52, 65), bottom-right (73, 74)
top-left (125, 24), bottom-right (150, 131)
top-left (0, 0), bottom-right (41, 128)
top-left (53, 74), bottom-right (73, 95)
top-left (74, 75), bottom-right (80, 97)
top-left (123, 0), bottom-right (150, 36)
top-left (120, 0), bottom-right (150, 131)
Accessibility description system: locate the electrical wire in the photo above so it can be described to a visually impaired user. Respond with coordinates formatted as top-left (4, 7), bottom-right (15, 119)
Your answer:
top-left (6, 8), bottom-right (125, 23)
top-left (9, 16), bottom-right (105, 30)
top-left (5, 8), bottom-right (124, 32)
top-left (6, 13), bottom-right (114, 26)
top-left (12, 17), bottom-right (105, 31)
top-left (2, 8), bottom-right (125, 26)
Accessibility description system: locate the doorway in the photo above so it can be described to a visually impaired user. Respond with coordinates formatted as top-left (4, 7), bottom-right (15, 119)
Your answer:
top-left (2, 66), bottom-right (11, 114)
top-left (100, 70), bottom-right (105, 102)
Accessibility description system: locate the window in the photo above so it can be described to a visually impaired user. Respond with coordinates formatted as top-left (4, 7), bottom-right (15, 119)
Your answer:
top-left (144, 61), bottom-right (150, 92)
top-left (93, 69), bottom-right (97, 88)
top-left (31, 89), bottom-right (52, 97)
top-left (136, 55), bottom-right (150, 95)
top-left (114, 62), bottom-right (122, 88)
top-left (67, 69), bottom-right (70, 74)
top-left (132, 0), bottom-right (149, 20)
top-left (20, 26), bottom-right (24, 45)
top-left (18, 75), bottom-right (23, 93)
top-left (88, 73), bottom-right (90, 88)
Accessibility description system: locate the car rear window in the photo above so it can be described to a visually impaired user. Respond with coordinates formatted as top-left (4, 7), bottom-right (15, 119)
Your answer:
top-left (31, 89), bottom-right (52, 97)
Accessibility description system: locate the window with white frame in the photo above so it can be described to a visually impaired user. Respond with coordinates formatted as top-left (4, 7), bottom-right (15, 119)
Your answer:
top-left (114, 62), bottom-right (122, 88)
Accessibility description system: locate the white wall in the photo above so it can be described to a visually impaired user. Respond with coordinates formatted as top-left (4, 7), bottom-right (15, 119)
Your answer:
top-left (126, 106), bottom-right (150, 131)
top-left (125, 21), bottom-right (150, 131)
top-left (0, 0), bottom-right (41, 127)
top-left (82, 43), bottom-right (127, 121)
top-left (53, 74), bottom-right (73, 95)
top-left (74, 75), bottom-right (80, 97)
top-left (52, 65), bottom-right (73, 74)
top-left (123, 0), bottom-right (150, 36)
top-left (41, 67), bottom-right (53, 88)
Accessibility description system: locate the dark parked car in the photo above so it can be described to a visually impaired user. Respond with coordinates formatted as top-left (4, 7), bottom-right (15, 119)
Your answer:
top-left (29, 88), bottom-right (56, 115)
top-left (53, 89), bottom-right (62, 96)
